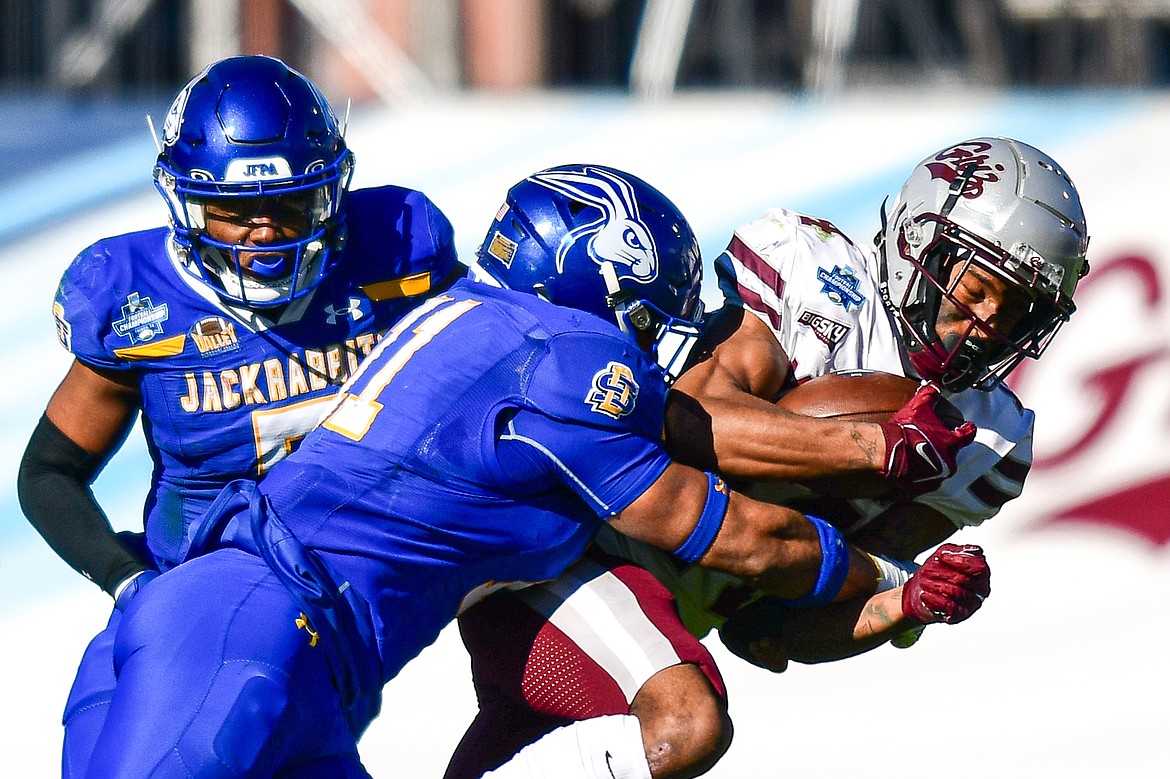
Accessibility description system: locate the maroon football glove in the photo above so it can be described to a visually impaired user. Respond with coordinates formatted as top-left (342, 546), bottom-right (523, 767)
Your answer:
top-left (901, 543), bottom-right (991, 625)
top-left (878, 382), bottom-right (977, 495)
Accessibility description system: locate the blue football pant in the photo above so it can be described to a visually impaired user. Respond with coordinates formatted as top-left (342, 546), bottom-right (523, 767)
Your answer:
top-left (62, 608), bottom-right (120, 778)
top-left (81, 548), bottom-right (369, 778)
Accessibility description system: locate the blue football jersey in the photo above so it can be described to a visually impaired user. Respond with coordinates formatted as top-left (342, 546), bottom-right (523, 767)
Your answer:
top-left (251, 279), bottom-right (672, 683)
top-left (53, 185), bottom-right (458, 568)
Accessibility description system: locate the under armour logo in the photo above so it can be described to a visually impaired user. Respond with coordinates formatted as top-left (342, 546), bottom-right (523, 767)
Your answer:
top-left (325, 297), bottom-right (366, 324)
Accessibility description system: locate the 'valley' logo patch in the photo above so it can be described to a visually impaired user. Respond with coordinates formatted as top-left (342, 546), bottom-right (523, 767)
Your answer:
top-left (190, 316), bottom-right (240, 356)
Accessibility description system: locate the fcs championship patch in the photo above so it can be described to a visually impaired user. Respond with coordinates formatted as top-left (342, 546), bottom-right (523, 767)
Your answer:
top-left (112, 292), bottom-right (170, 344)
top-left (816, 265), bottom-right (865, 311)
top-left (586, 361), bottom-right (640, 419)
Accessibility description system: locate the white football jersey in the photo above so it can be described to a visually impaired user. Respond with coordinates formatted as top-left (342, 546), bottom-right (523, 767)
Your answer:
top-left (599, 208), bottom-right (1036, 637)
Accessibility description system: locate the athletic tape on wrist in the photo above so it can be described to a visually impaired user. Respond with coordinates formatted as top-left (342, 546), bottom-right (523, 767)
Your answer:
top-left (673, 471), bottom-right (729, 563)
top-left (782, 515), bottom-right (850, 608)
top-left (869, 553), bottom-right (918, 593)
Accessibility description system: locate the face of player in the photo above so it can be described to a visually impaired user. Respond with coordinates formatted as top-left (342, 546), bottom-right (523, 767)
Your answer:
top-left (935, 259), bottom-right (1031, 348)
top-left (200, 193), bottom-right (316, 274)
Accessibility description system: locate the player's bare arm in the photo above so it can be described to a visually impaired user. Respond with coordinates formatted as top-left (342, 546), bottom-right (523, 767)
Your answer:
top-left (666, 309), bottom-right (881, 478)
top-left (45, 359), bottom-right (141, 453)
top-left (665, 310), bottom-right (972, 492)
top-left (719, 542), bottom-right (990, 670)
top-left (610, 460), bottom-right (880, 603)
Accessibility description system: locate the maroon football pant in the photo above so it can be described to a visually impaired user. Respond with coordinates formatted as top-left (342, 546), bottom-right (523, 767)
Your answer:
top-left (444, 547), bottom-right (725, 779)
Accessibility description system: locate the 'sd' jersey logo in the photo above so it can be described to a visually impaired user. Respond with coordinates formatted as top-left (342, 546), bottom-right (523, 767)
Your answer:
top-left (113, 292), bottom-right (170, 344)
top-left (528, 166), bottom-right (660, 283)
top-left (816, 265), bottom-right (865, 311)
top-left (586, 361), bottom-right (640, 419)
top-left (925, 140), bottom-right (1006, 199)
top-left (190, 316), bottom-right (240, 356)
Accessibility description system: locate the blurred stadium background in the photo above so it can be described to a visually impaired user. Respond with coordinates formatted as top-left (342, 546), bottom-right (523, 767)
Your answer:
top-left (2, 1), bottom-right (1169, 776)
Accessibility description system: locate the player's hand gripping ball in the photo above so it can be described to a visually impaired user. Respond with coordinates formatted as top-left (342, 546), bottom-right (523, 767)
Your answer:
top-left (774, 371), bottom-right (971, 498)
top-left (877, 381), bottom-right (976, 495)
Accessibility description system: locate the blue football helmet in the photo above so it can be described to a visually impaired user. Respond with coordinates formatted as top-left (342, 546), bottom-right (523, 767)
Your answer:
top-left (474, 164), bottom-right (705, 381)
top-left (154, 55), bottom-right (354, 308)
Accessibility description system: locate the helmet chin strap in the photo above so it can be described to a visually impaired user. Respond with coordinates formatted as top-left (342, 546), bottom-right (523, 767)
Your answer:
top-left (599, 261), bottom-right (652, 334)
top-left (599, 260), bottom-right (701, 384)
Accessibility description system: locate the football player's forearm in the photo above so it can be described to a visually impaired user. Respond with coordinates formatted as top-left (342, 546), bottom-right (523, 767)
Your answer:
top-left (699, 494), bottom-right (880, 605)
top-left (668, 391), bottom-right (881, 480)
top-left (784, 589), bottom-right (912, 663)
top-left (719, 588), bottom-right (914, 670)
top-left (17, 414), bottom-right (146, 595)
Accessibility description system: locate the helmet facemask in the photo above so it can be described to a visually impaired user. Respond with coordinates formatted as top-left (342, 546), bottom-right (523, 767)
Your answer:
top-left (156, 155), bottom-right (352, 308)
top-left (877, 137), bottom-right (1089, 391)
top-left (153, 55), bottom-right (355, 309)
top-left (885, 213), bottom-right (1075, 391)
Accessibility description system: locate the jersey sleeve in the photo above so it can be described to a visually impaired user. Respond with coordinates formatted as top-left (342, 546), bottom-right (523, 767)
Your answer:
top-left (499, 329), bottom-right (672, 518)
top-left (404, 187), bottom-right (459, 283)
top-left (714, 208), bottom-right (904, 381)
top-left (52, 241), bottom-right (133, 372)
top-left (916, 386), bottom-right (1035, 528)
top-left (344, 186), bottom-right (460, 293)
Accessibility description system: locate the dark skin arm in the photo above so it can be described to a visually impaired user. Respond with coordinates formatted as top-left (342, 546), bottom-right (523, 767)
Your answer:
top-left (719, 586), bottom-right (918, 672)
top-left (667, 306), bottom-right (962, 561)
top-left (665, 308), bottom-right (886, 480)
top-left (609, 460), bottom-right (880, 604)
top-left (47, 360), bottom-right (141, 453)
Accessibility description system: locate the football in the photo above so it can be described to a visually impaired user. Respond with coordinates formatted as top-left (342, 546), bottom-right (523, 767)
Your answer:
top-left (775, 369), bottom-right (919, 422)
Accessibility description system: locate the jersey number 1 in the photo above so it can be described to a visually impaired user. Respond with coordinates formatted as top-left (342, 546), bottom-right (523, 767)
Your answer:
top-left (321, 295), bottom-right (482, 441)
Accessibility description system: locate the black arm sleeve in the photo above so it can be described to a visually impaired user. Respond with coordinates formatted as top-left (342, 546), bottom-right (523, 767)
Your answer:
top-left (17, 414), bottom-right (148, 596)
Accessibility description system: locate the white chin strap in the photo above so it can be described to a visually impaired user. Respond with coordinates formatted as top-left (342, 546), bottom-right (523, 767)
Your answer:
top-left (599, 261), bottom-right (627, 328)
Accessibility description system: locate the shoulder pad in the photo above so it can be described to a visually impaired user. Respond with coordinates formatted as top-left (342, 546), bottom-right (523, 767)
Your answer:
top-left (343, 186), bottom-right (459, 291)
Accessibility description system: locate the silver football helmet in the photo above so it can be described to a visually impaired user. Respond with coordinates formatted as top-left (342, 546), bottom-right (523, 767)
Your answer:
top-left (876, 137), bottom-right (1090, 390)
